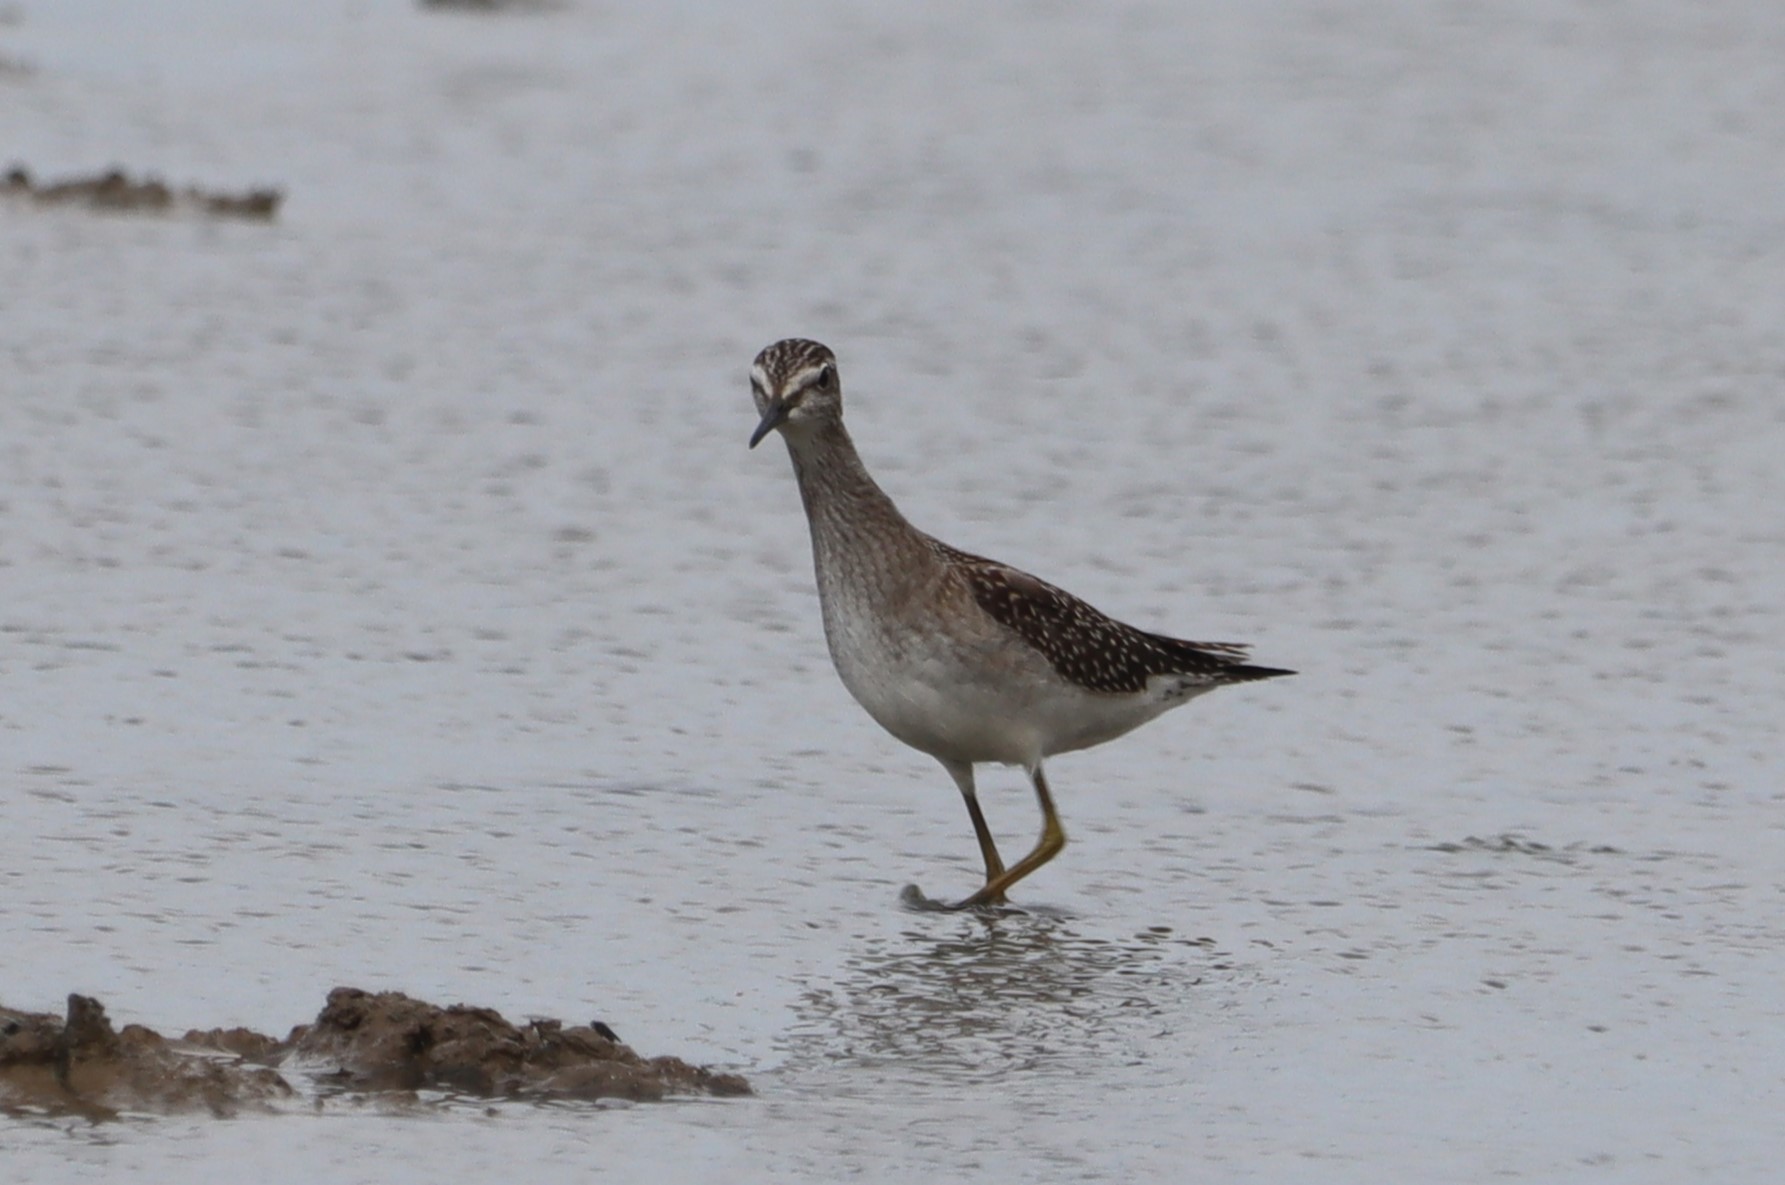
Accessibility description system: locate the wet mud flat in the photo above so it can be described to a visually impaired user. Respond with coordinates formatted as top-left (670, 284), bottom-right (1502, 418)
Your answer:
top-left (2, 166), bottom-right (281, 220)
top-left (0, 987), bottom-right (748, 1120)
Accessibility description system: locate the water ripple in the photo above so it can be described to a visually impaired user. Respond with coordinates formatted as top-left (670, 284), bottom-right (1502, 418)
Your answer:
top-left (782, 914), bottom-right (1222, 1087)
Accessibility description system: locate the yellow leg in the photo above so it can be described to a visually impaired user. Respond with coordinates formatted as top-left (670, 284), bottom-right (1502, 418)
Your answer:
top-left (943, 760), bottom-right (1006, 888)
top-left (951, 764), bottom-right (1066, 910)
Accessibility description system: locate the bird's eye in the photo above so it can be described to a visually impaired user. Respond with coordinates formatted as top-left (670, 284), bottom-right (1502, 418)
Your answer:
top-left (814, 364), bottom-right (834, 391)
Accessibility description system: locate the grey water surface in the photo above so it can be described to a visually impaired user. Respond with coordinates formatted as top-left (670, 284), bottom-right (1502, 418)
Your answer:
top-left (4, 1), bottom-right (1784, 1181)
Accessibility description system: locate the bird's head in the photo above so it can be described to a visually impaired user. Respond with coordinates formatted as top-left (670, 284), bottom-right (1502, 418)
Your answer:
top-left (749, 338), bottom-right (841, 448)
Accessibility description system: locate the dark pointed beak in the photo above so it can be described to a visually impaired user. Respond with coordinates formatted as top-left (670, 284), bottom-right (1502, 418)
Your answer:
top-left (749, 399), bottom-right (789, 449)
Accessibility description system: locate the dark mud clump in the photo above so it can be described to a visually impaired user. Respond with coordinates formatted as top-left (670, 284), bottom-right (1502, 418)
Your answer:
top-left (288, 986), bottom-right (751, 1101)
top-left (0, 995), bottom-right (293, 1118)
top-left (3, 165), bottom-right (282, 220)
top-left (1, 987), bottom-right (748, 1120)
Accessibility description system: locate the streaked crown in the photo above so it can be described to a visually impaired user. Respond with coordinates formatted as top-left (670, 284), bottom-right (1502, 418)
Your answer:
top-left (752, 339), bottom-right (838, 407)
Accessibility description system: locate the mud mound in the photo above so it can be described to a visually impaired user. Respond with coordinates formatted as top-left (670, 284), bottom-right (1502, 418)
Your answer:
top-left (1, 988), bottom-right (748, 1120)
top-left (1, 995), bottom-right (292, 1119)
top-left (2, 165), bottom-right (281, 220)
top-left (289, 986), bottom-right (750, 1101)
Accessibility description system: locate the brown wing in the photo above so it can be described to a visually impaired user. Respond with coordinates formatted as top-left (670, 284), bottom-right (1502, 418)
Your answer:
top-left (932, 542), bottom-right (1293, 695)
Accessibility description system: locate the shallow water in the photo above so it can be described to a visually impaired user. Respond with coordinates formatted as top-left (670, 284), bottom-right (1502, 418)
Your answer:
top-left (5, 1), bottom-right (1785, 1181)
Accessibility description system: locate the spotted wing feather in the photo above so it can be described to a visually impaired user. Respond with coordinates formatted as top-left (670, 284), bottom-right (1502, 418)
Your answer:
top-left (934, 543), bottom-right (1293, 694)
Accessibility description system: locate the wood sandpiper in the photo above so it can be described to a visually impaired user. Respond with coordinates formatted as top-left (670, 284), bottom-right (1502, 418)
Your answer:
top-left (748, 338), bottom-right (1293, 910)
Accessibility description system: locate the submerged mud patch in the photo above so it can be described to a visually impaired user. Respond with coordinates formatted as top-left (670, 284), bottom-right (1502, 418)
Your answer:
top-left (1, 987), bottom-right (748, 1121)
top-left (2, 165), bottom-right (282, 220)
top-left (1424, 834), bottom-right (1625, 863)
top-left (417, 0), bottom-right (567, 12)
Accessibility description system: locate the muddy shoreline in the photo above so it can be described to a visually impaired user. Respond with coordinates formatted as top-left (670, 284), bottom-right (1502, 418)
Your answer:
top-left (1, 987), bottom-right (749, 1119)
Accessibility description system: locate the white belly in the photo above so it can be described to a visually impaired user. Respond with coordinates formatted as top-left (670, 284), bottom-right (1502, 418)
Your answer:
top-left (823, 599), bottom-right (1194, 767)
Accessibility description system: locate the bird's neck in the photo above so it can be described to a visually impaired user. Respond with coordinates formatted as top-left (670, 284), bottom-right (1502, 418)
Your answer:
top-left (784, 420), bottom-right (927, 569)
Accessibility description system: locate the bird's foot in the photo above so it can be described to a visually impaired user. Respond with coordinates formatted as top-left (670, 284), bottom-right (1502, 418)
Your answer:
top-left (899, 883), bottom-right (1018, 914)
